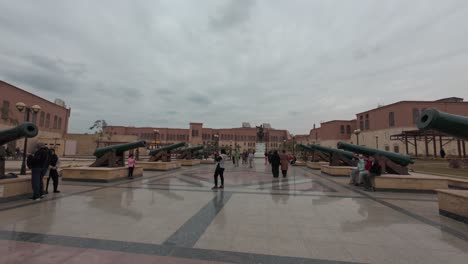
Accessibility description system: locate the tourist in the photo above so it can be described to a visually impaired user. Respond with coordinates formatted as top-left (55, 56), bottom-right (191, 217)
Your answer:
top-left (248, 150), bottom-right (254, 168)
top-left (234, 151), bottom-right (240, 167)
top-left (279, 150), bottom-right (289, 177)
top-left (270, 150), bottom-right (281, 178)
top-left (128, 154), bottom-right (136, 179)
top-left (29, 143), bottom-right (49, 200)
top-left (440, 148), bottom-right (446, 158)
top-left (349, 155), bottom-right (365, 185)
top-left (45, 149), bottom-right (60, 194)
top-left (290, 155), bottom-right (297, 165)
top-left (362, 156), bottom-right (382, 191)
top-left (212, 149), bottom-right (227, 190)
top-left (264, 151), bottom-right (268, 165)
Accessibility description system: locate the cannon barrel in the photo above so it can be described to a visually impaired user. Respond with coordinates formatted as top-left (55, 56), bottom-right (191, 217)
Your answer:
top-left (0, 123), bottom-right (39, 145)
top-left (178, 145), bottom-right (204, 153)
top-left (297, 144), bottom-right (355, 160)
top-left (337, 142), bottom-right (414, 166)
top-left (417, 108), bottom-right (468, 140)
top-left (93, 141), bottom-right (147, 158)
top-left (149, 142), bottom-right (186, 156)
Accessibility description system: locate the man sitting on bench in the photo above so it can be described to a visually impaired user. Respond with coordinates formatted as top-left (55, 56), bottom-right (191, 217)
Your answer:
top-left (362, 155), bottom-right (382, 192)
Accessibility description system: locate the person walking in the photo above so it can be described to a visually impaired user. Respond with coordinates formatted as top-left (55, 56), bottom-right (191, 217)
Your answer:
top-left (29, 143), bottom-right (49, 200)
top-left (45, 149), bottom-right (60, 194)
top-left (128, 154), bottom-right (136, 179)
top-left (264, 151), bottom-right (268, 165)
top-left (212, 149), bottom-right (227, 190)
top-left (270, 150), bottom-right (281, 178)
top-left (279, 150), bottom-right (289, 178)
top-left (248, 151), bottom-right (254, 168)
top-left (234, 151), bottom-right (240, 167)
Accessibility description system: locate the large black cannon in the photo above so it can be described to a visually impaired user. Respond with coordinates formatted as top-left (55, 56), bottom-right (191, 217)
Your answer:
top-left (90, 141), bottom-right (147, 167)
top-left (297, 144), bottom-right (355, 166)
top-left (337, 142), bottom-right (414, 175)
top-left (296, 144), bottom-right (329, 162)
top-left (149, 142), bottom-right (186, 162)
top-left (177, 145), bottom-right (204, 160)
top-left (0, 123), bottom-right (39, 179)
top-left (417, 108), bottom-right (468, 140)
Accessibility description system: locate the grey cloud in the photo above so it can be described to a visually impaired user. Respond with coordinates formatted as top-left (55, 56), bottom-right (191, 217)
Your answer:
top-left (187, 93), bottom-right (211, 105)
top-left (210, 0), bottom-right (255, 30)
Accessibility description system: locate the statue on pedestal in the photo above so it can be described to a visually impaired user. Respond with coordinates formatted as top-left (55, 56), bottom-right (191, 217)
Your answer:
top-left (256, 125), bottom-right (264, 142)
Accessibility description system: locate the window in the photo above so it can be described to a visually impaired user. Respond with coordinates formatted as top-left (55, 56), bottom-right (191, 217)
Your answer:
top-left (192, 130), bottom-right (199, 137)
top-left (389, 112), bottom-right (395, 127)
top-left (53, 115), bottom-right (58, 129)
top-left (39, 112), bottom-right (45, 127)
top-left (340, 125), bottom-right (345, 134)
top-left (385, 146), bottom-right (390, 151)
top-left (45, 113), bottom-right (50, 128)
top-left (359, 120), bottom-right (364, 130)
top-left (412, 108), bottom-right (420, 124)
top-left (58, 117), bottom-right (62, 129)
top-left (393, 145), bottom-right (399, 153)
top-left (365, 120), bottom-right (369, 130)
top-left (1, 100), bottom-right (9, 119)
top-left (346, 125), bottom-right (351, 134)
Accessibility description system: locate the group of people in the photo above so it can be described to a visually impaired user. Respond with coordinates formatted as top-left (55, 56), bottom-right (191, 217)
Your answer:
top-left (267, 150), bottom-right (293, 178)
top-left (27, 143), bottom-right (61, 200)
top-left (349, 154), bottom-right (382, 191)
top-left (231, 150), bottom-right (254, 168)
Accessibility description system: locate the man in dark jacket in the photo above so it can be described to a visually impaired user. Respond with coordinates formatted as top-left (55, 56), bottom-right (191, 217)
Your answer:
top-left (30, 143), bottom-right (49, 200)
top-left (45, 149), bottom-right (60, 194)
top-left (270, 150), bottom-right (281, 178)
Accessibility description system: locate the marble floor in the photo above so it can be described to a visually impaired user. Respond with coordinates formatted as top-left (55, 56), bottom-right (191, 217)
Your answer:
top-left (1, 159), bottom-right (468, 263)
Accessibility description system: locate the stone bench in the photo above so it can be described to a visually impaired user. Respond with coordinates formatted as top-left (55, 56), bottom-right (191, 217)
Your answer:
top-left (373, 173), bottom-right (468, 192)
top-left (306, 161), bottom-right (328, 170)
top-left (436, 189), bottom-right (468, 224)
top-left (321, 165), bottom-right (355, 176)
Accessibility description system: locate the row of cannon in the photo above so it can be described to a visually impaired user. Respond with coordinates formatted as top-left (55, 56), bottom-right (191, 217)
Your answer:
top-left (1, 108), bottom-right (467, 176)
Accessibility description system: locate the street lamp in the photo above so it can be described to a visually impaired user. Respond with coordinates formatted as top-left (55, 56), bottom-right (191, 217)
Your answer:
top-left (375, 135), bottom-right (379, 149)
top-left (293, 136), bottom-right (296, 156)
top-left (153, 129), bottom-right (160, 149)
top-left (16, 102), bottom-right (41, 175)
top-left (214, 134), bottom-right (219, 153)
top-left (353, 129), bottom-right (361, 145)
top-left (283, 139), bottom-right (286, 150)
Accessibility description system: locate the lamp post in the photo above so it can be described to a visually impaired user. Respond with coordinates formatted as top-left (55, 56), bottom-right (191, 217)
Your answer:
top-left (15, 102), bottom-right (41, 175)
top-left (353, 129), bottom-right (361, 146)
top-left (214, 134), bottom-right (219, 153)
top-left (293, 136), bottom-right (296, 156)
top-left (283, 139), bottom-right (286, 150)
top-left (375, 135), bottom-right (379, 149)
top-left (153, 129), bottom-right (160, 149)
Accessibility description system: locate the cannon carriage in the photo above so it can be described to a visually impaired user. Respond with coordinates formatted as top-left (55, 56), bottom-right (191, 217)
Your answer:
top-left (90, 141), bottom-right (147, 167)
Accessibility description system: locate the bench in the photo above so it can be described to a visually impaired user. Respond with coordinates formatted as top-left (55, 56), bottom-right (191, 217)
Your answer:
top-left (436, 189), bottom-right (468, 224)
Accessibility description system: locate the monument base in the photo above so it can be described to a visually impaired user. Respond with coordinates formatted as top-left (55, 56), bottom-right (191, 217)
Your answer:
top-left (138, 161), bottom-right (181, 171)
top-left (181, 159), bottom-right (201, 166)
top-left (0, 176), bottom-right (32, 199)
top-left (62, 166), bottom-right (143, 182)
top-left (321, 165), bottom-right (354, 176)
top-left (254, 142), bottom-right (266, 158)
top-left (307, 161), bottom-right (328, 170)
top-left (437, 189), bottom-right (468, 224)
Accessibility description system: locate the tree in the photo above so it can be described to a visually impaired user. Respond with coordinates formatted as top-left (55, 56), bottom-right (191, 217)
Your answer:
top-left (89, 120), bottom-right (111, 147)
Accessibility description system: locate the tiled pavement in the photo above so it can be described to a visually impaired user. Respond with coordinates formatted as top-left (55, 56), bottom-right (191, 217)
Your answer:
top-left (1, 159), bottom-right (468, 263)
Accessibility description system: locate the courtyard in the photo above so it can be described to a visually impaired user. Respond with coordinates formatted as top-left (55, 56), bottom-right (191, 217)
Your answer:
top-left (1, 159), bottom-right (468, 264)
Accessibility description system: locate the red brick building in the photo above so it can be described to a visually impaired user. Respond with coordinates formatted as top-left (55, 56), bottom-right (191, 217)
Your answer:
top-left (0, 80), bottom-right (71, 153)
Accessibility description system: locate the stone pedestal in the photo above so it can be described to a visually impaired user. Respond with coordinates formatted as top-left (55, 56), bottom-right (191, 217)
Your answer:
top-left (200, 159), bottom-right (215, 164)
top-left (62, 166), bottom-right (143, 182)
top-left (373, 174), bottom-right (448, 192)
top-left (0, 176), bottom-right (31, 199)
top-left (306, 161), bottom-right (328, 170)
top-left (138, 161), bottom-right (181, 171)
top-left (437, 189), bottom-right (468, 224)
top-left (181, 159), bottom-right (201, 166)
top-left (321, 165), bottom-right (354, 176)
top-left (254, 143), bottom-right (266, 158)
top-left (293, 161), bottom-right (306, 166)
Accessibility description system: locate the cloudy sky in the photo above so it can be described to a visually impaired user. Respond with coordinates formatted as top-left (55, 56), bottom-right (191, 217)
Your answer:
top-left (1, 0), bottom-right (468, 134)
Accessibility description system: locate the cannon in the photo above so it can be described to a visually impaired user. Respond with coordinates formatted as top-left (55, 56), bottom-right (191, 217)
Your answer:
top-left (177, 145), bottom-right (204, 160)
top-left (90, 140), bottom-right (147, 167)
top-left (417, 108), bottom-right (468, 140)
top-left (149, 142), bottom-right (186, 162)
top-left (337, 141), bottom-right (414, 175)
top-left (0, 123), bottom-right (39, 179)
top-left (297, 144), bottom-right (355, 166)
top-left (296, 144), bottom-right (329, 162)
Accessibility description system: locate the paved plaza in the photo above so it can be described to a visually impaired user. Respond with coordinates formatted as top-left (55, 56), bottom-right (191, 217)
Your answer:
top-left (1, 159), bottom-right (468, 263)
